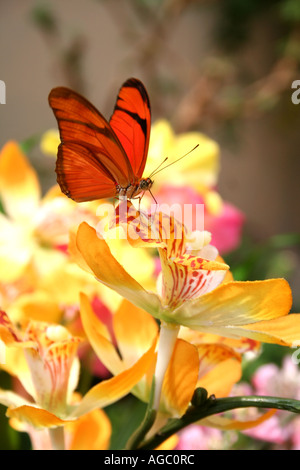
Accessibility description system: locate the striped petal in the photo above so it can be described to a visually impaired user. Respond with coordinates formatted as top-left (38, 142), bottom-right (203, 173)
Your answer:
top-left (24, 323), bottom-right (81, 414)
top-left (159, 249), bottom-right (228, 310)
top-left (114, 200), bottom-right (186, 257)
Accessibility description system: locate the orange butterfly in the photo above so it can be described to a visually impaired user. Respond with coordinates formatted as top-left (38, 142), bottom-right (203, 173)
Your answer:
top-left (48, 78), bottom-right (154, 203)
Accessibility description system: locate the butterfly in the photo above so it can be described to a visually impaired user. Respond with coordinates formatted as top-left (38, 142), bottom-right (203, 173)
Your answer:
top-left (48, 78), bottom-right (155, 203)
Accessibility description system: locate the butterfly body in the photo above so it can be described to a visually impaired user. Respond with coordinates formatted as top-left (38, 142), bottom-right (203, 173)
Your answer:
top-left (48, 78), bottom-right (152, 203)
top-left (116, 177), bottom-right (153, 199)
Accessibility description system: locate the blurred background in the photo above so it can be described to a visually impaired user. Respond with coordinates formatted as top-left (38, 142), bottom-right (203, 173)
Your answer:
top-left (0, 0), bottom-right (300, 302)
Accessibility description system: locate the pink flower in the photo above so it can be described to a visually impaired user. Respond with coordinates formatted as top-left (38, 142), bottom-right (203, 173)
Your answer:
top-left (204, 202), bottom-right (245, 254)
top-left (154, 185), bottom-right (244, 254)
top-left (175, 425), bottom-right (226, 450)
top-left (234, 357), bottom-right (300, 448)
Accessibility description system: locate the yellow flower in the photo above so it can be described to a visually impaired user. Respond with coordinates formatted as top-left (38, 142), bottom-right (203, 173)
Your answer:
top-left (75, 201), bottom-right (298, 346)
top-left (0, 141), bottom-right (136, 316)
top-left (40, 129), bottom-right (60, 157)
top-left (0, 310), bottom-right (156, 449)
top-left (146, 120), bottom-right (220, 192)
top-left (0, 141), bottom-right (97, 285)
top-left (73, 201), bottom-right (299, 412)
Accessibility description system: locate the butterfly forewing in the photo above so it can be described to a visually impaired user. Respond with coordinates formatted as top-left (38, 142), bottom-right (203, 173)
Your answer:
top-left (48, 78), bottom-right (151, 203)
top-left (49, 87), bottom-right (134, 188)
top-left (109, 78), bottom-right (151, 180)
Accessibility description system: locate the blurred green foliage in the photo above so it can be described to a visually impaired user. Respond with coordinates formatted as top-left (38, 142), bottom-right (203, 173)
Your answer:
top-left (217, 0), bottom-right (300, 49)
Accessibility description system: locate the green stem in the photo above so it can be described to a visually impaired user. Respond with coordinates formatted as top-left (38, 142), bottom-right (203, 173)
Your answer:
top-left (138, 394), bottom-right (300, 450)
top-left (126, 322), bottom-right (179, 450)
top-left (125, 378), bottom-right (157, 450)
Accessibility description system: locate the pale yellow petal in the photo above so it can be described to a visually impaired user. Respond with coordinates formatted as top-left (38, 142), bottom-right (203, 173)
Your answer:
top-left (173, 279), bottom-right (293, 337)
top-left (0, 141), bottom-right (40, 220)
top-left (113, 299), bottom-right (159, 368)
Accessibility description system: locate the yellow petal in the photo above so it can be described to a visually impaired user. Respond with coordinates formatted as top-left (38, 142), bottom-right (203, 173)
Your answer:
top-left (0, 347), bottom-right (36, 400)
top-left (76, 222), bottom-right (161, 318)
top-left (174, 279), bottom-right (293, 335)
top-left (147, 120), bottom-right (219, 190)
top-left (67, 408), bottom-right (111, 450)
top-left (179, 327), bottom-right (260, 354)
top-left (68, 229), bottom-right (94, 275)
top-left (162, 339), bottom-right (199, 416)
top-left (40, 129), bottom-right (60, 156)
top-left (196, 344), bottom-right (242, 397)
top-left (0, 214), bottom-right (33, 282)
top-left (72, 339), bottom-right (157, 417)
top-left (113, 299), bottom-right (159, 368)
top-left (0, 141), bottom-right (40, 220)
top-left (238, 313), bottom-right (300, 346)
top-left (6, 405), bottom-right (74, 429)
top-left (79, 293), bottom-right (123, 374)
top-left (155, 435), bottom-right (179, 450)
top-left (8, 291), bottom-right (62, 324)
top-left (201, 409), bottom-right (277, 431)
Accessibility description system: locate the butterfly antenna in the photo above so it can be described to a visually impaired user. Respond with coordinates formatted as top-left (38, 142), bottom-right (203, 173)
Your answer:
top-left (148, 157), bottom-right (168, 178)
top-left (150, 144), bottom-right (199, 177)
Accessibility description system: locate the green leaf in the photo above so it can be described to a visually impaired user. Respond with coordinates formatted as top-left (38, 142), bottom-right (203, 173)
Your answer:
top-left (104, 394), bottom-right (147, 450)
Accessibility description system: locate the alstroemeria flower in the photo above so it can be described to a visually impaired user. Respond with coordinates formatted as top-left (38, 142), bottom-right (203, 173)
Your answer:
top-left (0, 310), bottom-right (156, 449)
top-left (73, 201), bottom-right (300, 411)
top-left (75, 201), bottom-right (298, 347)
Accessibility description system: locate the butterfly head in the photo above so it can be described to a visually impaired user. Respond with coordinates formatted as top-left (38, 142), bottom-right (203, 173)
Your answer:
top-left (139, 177), bottom-right (153, 192)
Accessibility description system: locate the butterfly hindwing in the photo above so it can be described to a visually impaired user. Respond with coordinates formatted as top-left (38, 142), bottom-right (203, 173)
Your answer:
top-left (56, 142), bottom-right (117, 202)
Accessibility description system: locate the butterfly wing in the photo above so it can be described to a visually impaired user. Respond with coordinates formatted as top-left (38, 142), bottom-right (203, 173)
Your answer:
top-left (109, 78), bottom-right (151, 180)
top-left (49, 87), bottom-right (135, 201)
top-left (56, 142), bottom-right (118, 202)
